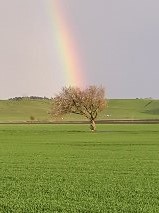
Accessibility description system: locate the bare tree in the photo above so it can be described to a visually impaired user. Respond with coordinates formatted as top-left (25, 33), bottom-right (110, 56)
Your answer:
top-left (51, 85), bottom-right (106, 131)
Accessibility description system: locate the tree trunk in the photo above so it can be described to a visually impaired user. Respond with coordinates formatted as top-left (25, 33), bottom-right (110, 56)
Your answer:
top-left (90, 120), bottom-right (96, 131)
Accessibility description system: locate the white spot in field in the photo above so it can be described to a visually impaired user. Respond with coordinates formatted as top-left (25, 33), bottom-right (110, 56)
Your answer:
top-left (106, 115), bottom-right (111, 117)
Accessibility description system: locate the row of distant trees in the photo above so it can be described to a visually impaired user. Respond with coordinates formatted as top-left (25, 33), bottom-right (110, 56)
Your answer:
top-left (9, 96), bottom-right (50, 101)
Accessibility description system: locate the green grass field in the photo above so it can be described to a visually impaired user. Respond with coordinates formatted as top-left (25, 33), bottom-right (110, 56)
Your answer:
top-left (1, 124), bottom-right (159, 212)
top-left (0, 99), bottom-right (159, 122)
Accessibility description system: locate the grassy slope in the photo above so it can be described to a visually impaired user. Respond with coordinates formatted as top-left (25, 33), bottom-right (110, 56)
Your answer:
top-left (0, 99), bottom-right (159, 122)
top-left (102, 99), bottom-right (159, 120)
top-left (0, 124), bottom-right (159, 212)
top-left (0, 99), bottom-right (51, 122)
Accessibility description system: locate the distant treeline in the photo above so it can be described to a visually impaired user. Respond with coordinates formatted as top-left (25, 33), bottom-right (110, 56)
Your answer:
top-left (9, 96), bottom-right (51, 101)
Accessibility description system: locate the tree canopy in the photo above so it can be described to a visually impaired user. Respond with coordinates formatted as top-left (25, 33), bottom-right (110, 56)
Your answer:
top-left (51, 85), bottom-right (106, 130)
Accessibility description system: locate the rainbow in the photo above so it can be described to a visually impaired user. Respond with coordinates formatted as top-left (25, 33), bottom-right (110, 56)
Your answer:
top-left (46, 0), bottom-right (86, 88)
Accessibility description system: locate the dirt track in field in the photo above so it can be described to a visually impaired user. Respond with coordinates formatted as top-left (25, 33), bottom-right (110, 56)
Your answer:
top-left (0, 119), bottom-right (159, 124)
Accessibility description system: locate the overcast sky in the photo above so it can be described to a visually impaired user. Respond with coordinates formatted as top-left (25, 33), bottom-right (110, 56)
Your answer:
top-left (0, 0), bottom-right (159, 99)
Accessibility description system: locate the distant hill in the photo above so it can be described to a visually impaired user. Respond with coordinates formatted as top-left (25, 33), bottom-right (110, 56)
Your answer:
top-left (0, 99), bottom-right (159, 122)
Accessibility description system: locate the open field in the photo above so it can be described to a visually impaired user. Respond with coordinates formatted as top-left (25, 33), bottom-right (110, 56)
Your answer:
top-left (0, 124), bottom-right (159, 212)
top-left (0, 99), bottom-right (159, 122)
